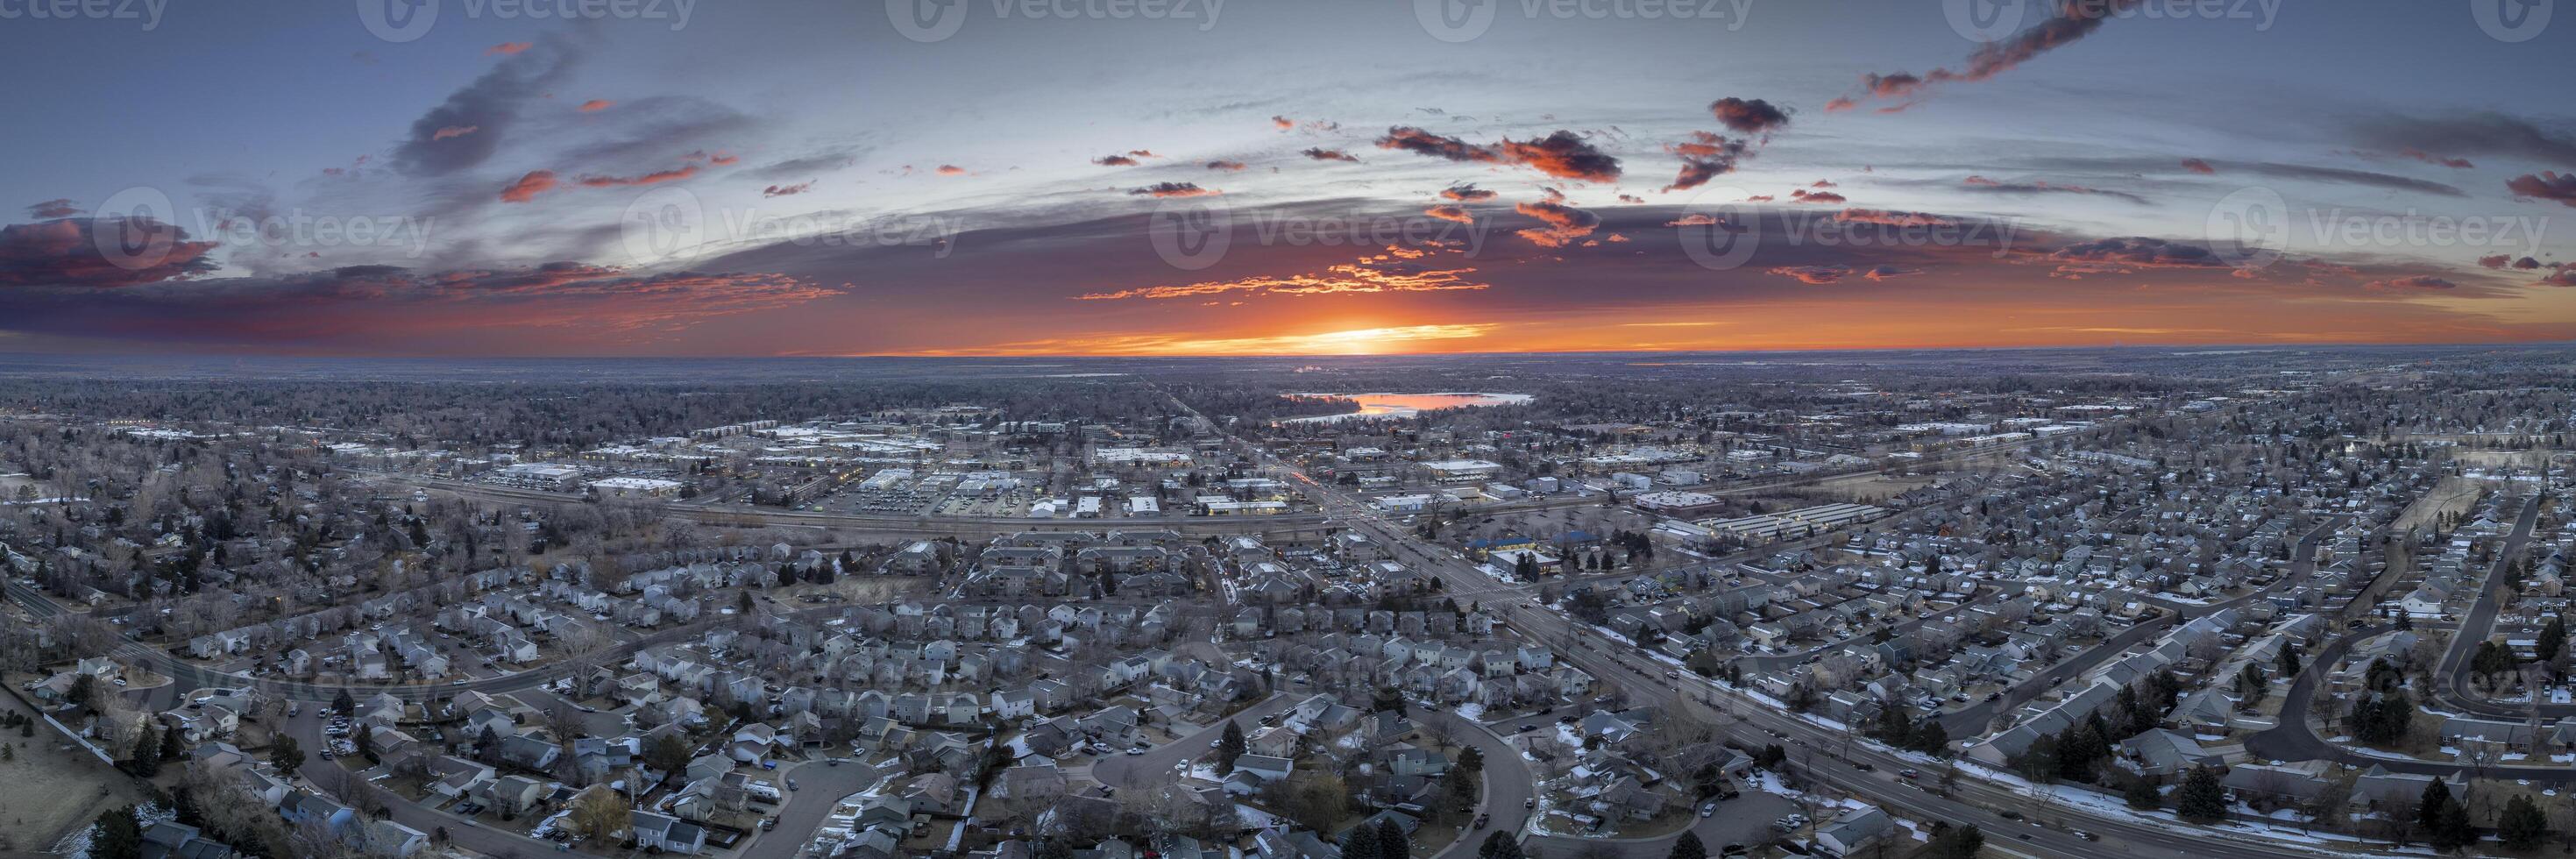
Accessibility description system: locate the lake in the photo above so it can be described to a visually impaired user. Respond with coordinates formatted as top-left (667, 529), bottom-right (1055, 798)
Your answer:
top-left (1283, 392), bottom-right (1534, 422)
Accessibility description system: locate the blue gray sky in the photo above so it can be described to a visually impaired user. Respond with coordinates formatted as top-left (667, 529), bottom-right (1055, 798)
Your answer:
top-left (3, 0), bottom-right (2572, 355)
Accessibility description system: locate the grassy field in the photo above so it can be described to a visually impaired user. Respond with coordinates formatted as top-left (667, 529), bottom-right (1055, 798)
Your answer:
top-left (0, 690), bottom-right (152, 854)
top-left (2394, 476), bottom-right (2484, 534)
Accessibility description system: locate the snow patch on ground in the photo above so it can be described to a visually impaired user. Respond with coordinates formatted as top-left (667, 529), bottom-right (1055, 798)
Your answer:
top-left (1954, 759), bottom-right (2431, 856)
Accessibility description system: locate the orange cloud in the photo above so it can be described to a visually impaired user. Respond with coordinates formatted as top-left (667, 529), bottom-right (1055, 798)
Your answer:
top-left (499, 170), bottom-right (557, 202)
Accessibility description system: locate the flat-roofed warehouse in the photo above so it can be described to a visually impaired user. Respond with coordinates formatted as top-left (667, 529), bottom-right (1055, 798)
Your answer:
top-left (1698, 502), bottom-right (1885, 541)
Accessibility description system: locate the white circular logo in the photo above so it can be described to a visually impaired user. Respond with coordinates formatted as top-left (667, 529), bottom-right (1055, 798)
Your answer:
top-left (2473, 0), bottom-right (2552, 42)
top-left (621, 187), bottom-right (707, 267)
top-left (887, 0), bottom-right (969, 43)
top-left (1944, 0), bottom-right (2027, 43)
top-left (2205, 186), bottom-right (2289, 270)
top-left (357, 0), bottom-right (440, 43)
top-left (1674, 184), bottom-right (1762, 273)
top-left (1415, 0), bottom-right (1495, 44)
top-left (1149, 195), bottom-right (1231, 272)
top-left (91, 187), bottom-right (183, 273)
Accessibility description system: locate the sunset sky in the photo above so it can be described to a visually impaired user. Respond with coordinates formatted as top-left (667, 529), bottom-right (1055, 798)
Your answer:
top-left (3, 0), bottom-right (2573, 356)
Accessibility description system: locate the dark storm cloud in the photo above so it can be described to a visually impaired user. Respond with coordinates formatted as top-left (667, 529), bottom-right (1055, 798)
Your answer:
top-left (751, 148), bottom-right (866, 181)
top-left (1375, 127), bottom-right (1500, 163)
top-left (2349, 111), bottom-right (2576, 166)
top-left (1663, 132), bottom-right (1749, 192)
top-left (2048, 237), bottom-right (2228, 269)
top-left (0, 217), bottom-right (221, 288)
top-left (1959, 175), bottom-right (2148, 205)
top-left (1499, 131), bottom-right (1622, 182)
top-left (1833, 0), bottom-right (2144, 110)
top-left (1130, 182), bottom-right (1218, 197)
top-left (0, 249), bottom-right (837, 347)
top-left (25, 199), bottom-right (79, 218)
top-left (2009, 156), bottom-right (2466, 197)
top-left (1707, 97), bottom-right (1791, 136)
top-left (2508, 172), bottom-right (2576, 207)
top-left (393, 37), bottom-right (581, 177)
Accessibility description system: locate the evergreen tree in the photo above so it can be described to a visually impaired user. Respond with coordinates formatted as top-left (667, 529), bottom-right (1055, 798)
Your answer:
top-left (1926, 823), bottom-right (1984, 859)
top-left (332, 687), bottom-right (355, 716)
top-left (2540, 616), bottom-right (2568, 664)
top-left (1217, 720), bottom-right (1246, 777)
top-left (1342, 820), bottom-right (1380, 859)
top-left (2500, 794), bottom-right (2547, 850)
top-left (2417, 779), bottom-right (2452, 835)
top-left (2151, 670), bottom-right (2183, 713)
top-left (125, 727), bottom-right (161, 777)
top-left (1668, 832), bottom-right (1708, 859)
top-left (2115, 685), bottom-right (2148, 736)
top-left (2429, 796), bottom-right (2475, 854)
top-left (2235, 664), bottom-right (2268, 705)
top-left (1875, 703), bottom-right (1913, 743)
top-left (2175, 764), bottom-right (2229, 822)
top-left (91, 806), bottom-right (143, 859)
top-left (1376, 818), bottom-right (1409, 859)
top-left (2122, 777), bottom-right (2161, 810)
top-left (270, 735), bottom-right (304, 772)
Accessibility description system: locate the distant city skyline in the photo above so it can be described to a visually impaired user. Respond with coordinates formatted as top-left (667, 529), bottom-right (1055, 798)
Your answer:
top-left (3, 0), bottom-right (2573, 356)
